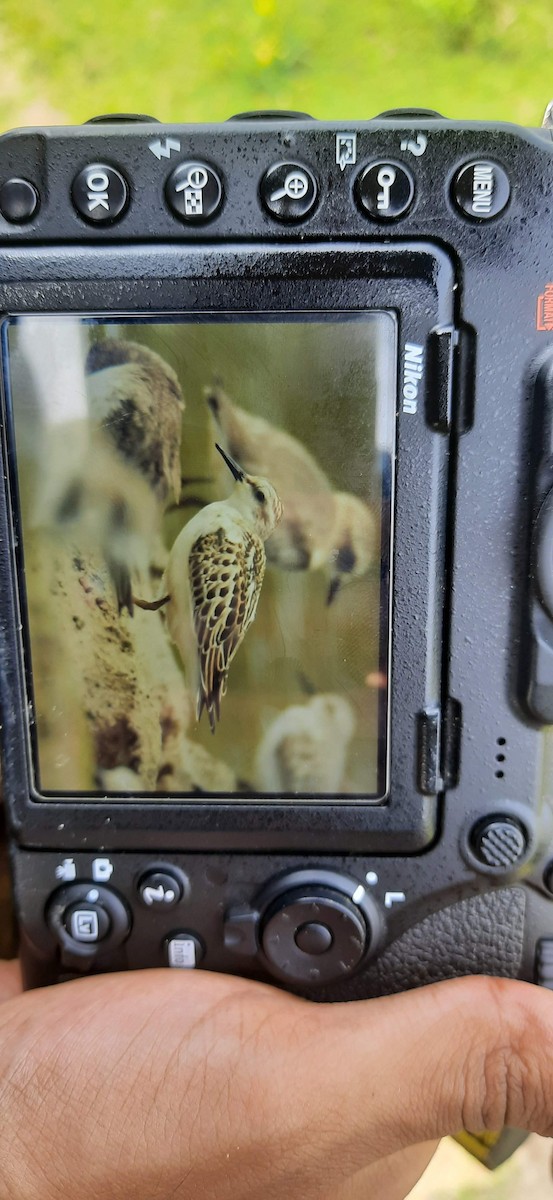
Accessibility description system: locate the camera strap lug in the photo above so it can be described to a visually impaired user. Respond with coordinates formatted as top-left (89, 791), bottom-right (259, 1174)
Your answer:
top-left (426, 324), bottom-right (475, 435)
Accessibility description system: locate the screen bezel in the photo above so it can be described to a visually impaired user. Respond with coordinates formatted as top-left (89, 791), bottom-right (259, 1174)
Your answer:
top-left (0, 240), bottom-right (455, 852)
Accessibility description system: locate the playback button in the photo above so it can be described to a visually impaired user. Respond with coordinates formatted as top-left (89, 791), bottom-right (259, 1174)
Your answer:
top-left (452, 160), bottom-right (510, 221)
top-left (0, 178), bottom-right (39, 223)
top-left (71, 163), bottom-right (129, 224)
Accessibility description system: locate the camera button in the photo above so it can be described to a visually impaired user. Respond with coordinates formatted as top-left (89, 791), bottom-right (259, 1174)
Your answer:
top-left (259, 161), bottom-right (318, 222)
top-left (354, 161), bottom-right (414, 221)
top-left (47, 882), bottom-right (132, 957)
top-left (72, 163), bottom-right (129, 224)
top-left (294, 922), bottom-right (333, 955)
top-left (0, 177), bottom-right (39, 223)
top-left (64, 902), bottom-right (111, 944)
top-left (535, 939), bottom-right (553, 988)
top-left (137, 870), bottom-right (183, 910)
top-left (165, 161), bottom-right (223, 223)
top-left (452, 160), bottom-right (510, 220)
top-left (228, 110), bottom-right (314, 121)
top-left (85, 113), bottom-right (159, 124)
top-left (261, 890), bottom-right (367, 985)
top-left (166, 934), bottom-right (204, 969)
top-left (373, 107), bottom-right (444, 119)
top-left (470, 816), bottom-right (528, 869)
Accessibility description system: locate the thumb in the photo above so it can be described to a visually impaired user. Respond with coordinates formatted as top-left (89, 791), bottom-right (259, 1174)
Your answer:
top-left (313, 975), bottom-right (553, 1164)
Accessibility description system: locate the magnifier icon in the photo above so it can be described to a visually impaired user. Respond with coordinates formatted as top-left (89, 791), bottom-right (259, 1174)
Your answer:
top-left (270, 170), bottom-right (309, 202)
top-left (175, 165), bottom-right (209, 192)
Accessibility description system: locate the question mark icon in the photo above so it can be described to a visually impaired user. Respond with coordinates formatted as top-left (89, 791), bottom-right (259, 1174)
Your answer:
top-left (400, 132), bottom-right (428, 157)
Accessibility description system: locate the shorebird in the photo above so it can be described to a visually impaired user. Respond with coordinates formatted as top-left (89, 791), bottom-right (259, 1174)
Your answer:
top-left (84, 339), bottom-right (185, 611)
top-left (86, 339), bottom-right (185, 507)
top-left (327, 491), bottom-right (378, 604)
top-left (136, 444), bottom-right (282, 732)
top-left (255, 693), bottom-right (356, 794)
top-left (205, 381), bottom-right (376, 602)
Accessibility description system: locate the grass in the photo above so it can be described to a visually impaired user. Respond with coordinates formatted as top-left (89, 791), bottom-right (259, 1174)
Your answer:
top-left (0, 0), bottom-right (553, 129)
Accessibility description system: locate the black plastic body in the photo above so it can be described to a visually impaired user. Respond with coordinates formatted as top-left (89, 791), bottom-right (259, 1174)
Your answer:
top-left (1, 115), bottom-right (553, 1002)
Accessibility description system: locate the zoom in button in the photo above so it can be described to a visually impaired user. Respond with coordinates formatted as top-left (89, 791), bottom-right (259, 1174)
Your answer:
top-left (260, 162), bottom-right (318, 221)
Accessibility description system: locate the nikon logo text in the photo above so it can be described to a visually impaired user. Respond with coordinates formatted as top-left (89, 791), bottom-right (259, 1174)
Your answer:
top-left (402, 343), bottom-right (424, 414)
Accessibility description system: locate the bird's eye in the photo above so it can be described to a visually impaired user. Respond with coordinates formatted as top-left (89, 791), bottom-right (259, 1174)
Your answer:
top-left (253, 488), bottom-right (266, 504)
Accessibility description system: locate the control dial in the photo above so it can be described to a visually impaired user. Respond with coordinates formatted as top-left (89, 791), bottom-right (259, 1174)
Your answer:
top-left (257, 869), bottom-right (382, 987)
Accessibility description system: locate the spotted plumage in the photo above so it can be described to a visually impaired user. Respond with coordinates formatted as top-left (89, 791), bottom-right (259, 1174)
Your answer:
top-left (159, 444), bottom-right (282, 731)
top-left (188, 526), bottom-right (265, 727)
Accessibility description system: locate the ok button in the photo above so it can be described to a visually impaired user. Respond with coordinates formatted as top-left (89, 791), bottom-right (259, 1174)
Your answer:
top-left (72, 163), bottom-right (129, 224)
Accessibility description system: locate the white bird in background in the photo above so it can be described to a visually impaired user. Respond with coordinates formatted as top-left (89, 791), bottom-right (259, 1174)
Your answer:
top-left (255, 693), bottom-right (357, 794)
top-left (84, 339), bottom-right (185, 612)
top-left (86, 339), bottom-right (185, 507)
top-left (136, 444), bottom-right (282, 732)
top-left (326, 492), bottom-right (379, 605)
top-left (205, 381), bottom-right (377, 602)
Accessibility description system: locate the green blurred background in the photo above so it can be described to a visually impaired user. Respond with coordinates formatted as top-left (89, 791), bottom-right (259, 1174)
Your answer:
top-left (0, 0), bottom-right (552, 129)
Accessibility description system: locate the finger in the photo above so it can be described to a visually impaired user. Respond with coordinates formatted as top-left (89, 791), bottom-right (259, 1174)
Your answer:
top-left (0, 960), bottom-right (22, 1003)
top-left (0, 970), bottom-right (549, 1200)
top-left (313, 975), bottom-right (553, 1163)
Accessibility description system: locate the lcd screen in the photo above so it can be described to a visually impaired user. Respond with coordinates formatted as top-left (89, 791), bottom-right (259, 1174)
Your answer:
top-left (3, 313), bottom-right (395, 800)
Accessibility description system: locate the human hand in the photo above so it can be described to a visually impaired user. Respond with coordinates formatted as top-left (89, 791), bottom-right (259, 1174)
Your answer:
top-left (0, 963), bottom-right (551, 1200)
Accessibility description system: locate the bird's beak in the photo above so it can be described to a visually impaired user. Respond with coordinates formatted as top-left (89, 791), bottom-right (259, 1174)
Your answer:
top-left (215, 443), bottom-right (244, 482)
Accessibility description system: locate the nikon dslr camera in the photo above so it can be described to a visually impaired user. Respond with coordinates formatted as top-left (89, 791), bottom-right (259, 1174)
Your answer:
top-left (2, 105), bottom-right (553, 1006)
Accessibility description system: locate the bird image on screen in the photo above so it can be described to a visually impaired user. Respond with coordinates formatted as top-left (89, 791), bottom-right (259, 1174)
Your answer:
top-left (4, 313), bottom-right (393, 801)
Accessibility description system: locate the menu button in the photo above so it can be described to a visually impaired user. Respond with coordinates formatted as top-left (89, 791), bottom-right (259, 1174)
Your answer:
top-left (452, 160), bottom-right (510, 221)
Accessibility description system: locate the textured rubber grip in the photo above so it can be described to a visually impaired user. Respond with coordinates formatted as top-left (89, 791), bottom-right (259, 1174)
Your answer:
top-left (317, 887), bottom-right (527, 1001)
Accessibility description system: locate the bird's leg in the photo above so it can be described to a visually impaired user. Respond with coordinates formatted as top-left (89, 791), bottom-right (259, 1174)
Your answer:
top-left (132, 593), bottom-right (171, 612)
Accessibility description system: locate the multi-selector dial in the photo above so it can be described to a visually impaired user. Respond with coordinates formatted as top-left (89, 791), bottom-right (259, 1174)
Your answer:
top-left (226, 869), bottom-right (382, 988)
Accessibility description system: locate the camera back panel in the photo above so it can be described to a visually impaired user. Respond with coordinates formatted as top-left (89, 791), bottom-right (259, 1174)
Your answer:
top-left (1, 111), bottom-right (553, 999)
